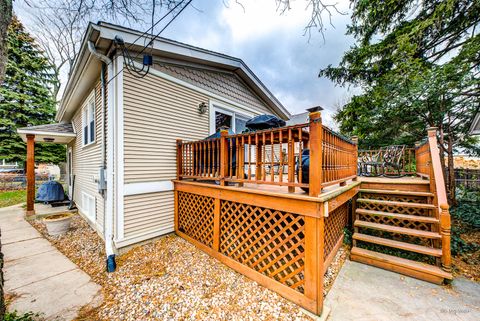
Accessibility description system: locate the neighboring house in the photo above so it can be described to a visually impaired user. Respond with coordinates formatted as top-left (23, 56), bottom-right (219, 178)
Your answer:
top-left (0, 159), bottom-right (19, 169)
top-left (17, 22), bottom-right (290, 255)
top-left (470, 112), bottom-right (480, 135)
top-left (286, 112), bottom-right (309, 126)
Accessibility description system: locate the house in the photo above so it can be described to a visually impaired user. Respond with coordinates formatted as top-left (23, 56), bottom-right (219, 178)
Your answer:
top-left (17, 21), bottom-right (290, 256)
top-left (17, 22), bottom-right (453, 317)
top-left (470, 112), bottom-right (480, 135)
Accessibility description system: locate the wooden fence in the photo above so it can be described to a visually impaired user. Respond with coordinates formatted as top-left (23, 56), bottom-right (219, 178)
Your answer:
top-left (177, 111), bottom-right (357, 193)
top-left (448, 168), bottom-right (480, 190)
top-left (0, 174), bottom-right (54, 190)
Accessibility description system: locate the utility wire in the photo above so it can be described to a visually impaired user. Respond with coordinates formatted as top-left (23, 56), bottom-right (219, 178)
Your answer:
top-left (107, 0), bottom-right (192, 82)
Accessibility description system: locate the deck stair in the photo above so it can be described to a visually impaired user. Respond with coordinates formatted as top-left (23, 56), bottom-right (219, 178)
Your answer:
top-left (351, 184), bottom-right (453, 284)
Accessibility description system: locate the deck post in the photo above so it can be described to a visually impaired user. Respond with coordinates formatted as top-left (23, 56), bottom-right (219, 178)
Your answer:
top-left (308, 111), bottom-right (322, 197)
top-left (288, 129), bottom-right (295, 193)
top-left (304, 215), bottom-right (324, 315)
top-left (351, 136), bottom-right (358, 181)
top-left (219, 130), bottom-right (229, 186)
top-left (439, 203), bottom-right (452, 272)
top-left (213, 197), bottom-right (221, 251)
top-left (176, 139), bottom-right (183, 180)
top-left (26, 134), bottom-right (35, 216)
top-left (255, 142), bottom-right (262, 181)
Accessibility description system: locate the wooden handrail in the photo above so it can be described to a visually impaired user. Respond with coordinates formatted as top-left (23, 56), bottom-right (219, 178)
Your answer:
top-left (426, 127), bottom-right (451, 272)
top-left (175, 113), bottom-right (357, 193)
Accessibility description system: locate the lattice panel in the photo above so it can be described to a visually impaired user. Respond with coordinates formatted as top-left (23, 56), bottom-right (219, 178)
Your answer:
top-left (324, 202), bottom-right (349, 259)
top-left (361, 193), bottom-right (428, 204)
top-left (358, 201), bottom-right (430, 217)
top-left (358, 213), bottom-right (432, 231)
top-left (359, 228), bottom-right (435, 247)
top-left (219, 201), bottom-right (305, 294)
top-left (177, 192), bottom-right (215, 248)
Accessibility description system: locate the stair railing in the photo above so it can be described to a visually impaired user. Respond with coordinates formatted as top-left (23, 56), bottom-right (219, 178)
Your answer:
top-left (426, 127), bottom-right (452, 273)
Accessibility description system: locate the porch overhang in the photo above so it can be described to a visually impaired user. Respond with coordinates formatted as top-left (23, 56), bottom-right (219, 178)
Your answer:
top-left (17, 123), bottom-right (76, 144)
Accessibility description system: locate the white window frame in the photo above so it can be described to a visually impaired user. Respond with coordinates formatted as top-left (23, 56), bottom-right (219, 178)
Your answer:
top-left (82, 91), bottom-right (96, 147)
top-left (209, 101), bottom-right (254, 135)
top-left (81, 192), bottom-right (96, 222)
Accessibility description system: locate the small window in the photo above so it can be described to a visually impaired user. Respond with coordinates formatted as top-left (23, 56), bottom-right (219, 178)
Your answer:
top-left (214, 108), bottom-right (250, 134)
top-left (82, 94), bottom-right (95, 146)
top-left (82, 192), bottom-right (96, 222)
top-left (215, 111), bottom-right (233, 131)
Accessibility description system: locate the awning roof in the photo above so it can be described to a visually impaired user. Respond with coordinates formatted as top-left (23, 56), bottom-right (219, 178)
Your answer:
top-left (17, 123), bottom-right (76, 144)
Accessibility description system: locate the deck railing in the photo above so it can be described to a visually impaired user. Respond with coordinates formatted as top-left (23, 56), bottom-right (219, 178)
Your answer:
top-left (358, 147), bottom-right (417, 176)
top-left (322, 126), bottom-right (358, 187)
top-left (415, 141), bottom-right (431, 178)
top-left (416, 128), bottom-right (451, 272)
top-left (176, 110), bottom-right (358, 194)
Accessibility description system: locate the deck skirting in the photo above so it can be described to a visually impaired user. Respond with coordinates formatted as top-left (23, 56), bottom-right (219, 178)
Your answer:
top-left (173, 180), bottom-right (358, 315)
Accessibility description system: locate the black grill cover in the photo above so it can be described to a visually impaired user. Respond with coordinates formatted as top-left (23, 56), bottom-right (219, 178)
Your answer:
top-left (36, 181), bottom-right (66, 202)
top-left (245, 114), bottom-right (286, 131)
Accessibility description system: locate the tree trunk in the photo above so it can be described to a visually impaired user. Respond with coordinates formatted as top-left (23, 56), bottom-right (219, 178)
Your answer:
top-left (447, 132), bottom-right (456, 205)
top-left (438, 123), bottom-right (447, 180)
top-left (0, 0), bottom-right (13, 85)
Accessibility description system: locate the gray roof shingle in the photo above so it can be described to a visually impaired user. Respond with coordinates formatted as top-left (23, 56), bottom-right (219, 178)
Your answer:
top-left (18, 123), bottom-right (74, 134)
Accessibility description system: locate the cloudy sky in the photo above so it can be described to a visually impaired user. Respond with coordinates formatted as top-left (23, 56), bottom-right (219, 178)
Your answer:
top-left (160, 0), bottom-right (357, 126)
top-left (16, 0), bottom-right (357, 127)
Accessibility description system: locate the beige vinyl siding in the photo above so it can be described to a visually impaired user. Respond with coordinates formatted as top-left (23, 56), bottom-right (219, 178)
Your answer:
top-left (154, 63), bottom-right (274, 116)
top-left (122, 68), bottom-right (276, 242)
top-left (68, 79), bottom-right (105, 232)
top-left (124, 191), bottom-right (174, 238)
top-left (123, 71), bottom-right (210, 183)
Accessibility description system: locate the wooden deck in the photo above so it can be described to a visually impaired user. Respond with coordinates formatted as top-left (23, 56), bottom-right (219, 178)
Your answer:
top-left (173, 113), bottom-right (452, 316)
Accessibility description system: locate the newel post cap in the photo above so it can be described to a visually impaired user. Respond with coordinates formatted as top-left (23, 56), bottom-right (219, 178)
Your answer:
top-left (427, 127), bottom-right (438, 137)
top-left (306, 106), bottom-right (324, 113)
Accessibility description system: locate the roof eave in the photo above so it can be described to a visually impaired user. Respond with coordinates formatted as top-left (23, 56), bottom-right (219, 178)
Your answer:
top-left (58, 22), bottom-right (290, 122)
top-left (469, 112), bottom-right (480, 135)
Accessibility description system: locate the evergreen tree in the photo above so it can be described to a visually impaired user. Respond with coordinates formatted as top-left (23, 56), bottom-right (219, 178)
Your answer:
top-left (320, 0), bottom-right (480, 204)
top-left (0, 16), bottom-right (65, 164)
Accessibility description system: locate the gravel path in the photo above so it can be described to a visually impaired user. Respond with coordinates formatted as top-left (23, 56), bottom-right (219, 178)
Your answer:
top-left (30, 215), bottom-right (347, 320)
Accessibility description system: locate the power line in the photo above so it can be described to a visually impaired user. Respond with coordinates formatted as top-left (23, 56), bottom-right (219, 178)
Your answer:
top-left (123, 0), bottom-right (193, 78)
top-left (107, 0), bottom-right (192, 82)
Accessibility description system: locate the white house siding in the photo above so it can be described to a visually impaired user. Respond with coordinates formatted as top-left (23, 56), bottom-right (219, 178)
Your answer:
top-left (68, 79), bottom-right (106, 234)
top-left (121, 67), bottom-right (275, 243)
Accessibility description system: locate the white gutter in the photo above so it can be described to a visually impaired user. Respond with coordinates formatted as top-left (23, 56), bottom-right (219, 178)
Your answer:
top-left (87, 41), bottom-right (116, 270)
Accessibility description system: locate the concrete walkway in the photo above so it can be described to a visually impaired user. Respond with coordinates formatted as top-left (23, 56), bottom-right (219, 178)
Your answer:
top-left (1, 204), bottom-right (102, 320)
top-left (325, 260), bottom-right (480, 321)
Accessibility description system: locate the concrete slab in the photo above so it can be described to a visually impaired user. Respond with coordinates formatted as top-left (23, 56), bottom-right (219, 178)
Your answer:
top-left (3, 238), bottom-right (55, 262)
top-left (5, 244), bottom-right (79, 291)
top-left (325, 260), bottom-right (480, 321)
top-left (9, 269), bottom-right (102, 321)
top-left (0, 219), bottom-right (32, 232)
top-left (1, 225), bottom-right (42, 245)
top-left (1, 205), bottom-right (102, 320)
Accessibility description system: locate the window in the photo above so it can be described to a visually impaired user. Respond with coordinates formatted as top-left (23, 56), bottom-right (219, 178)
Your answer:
top-left (82, 94), bottom-right (95, 146)
top-left (213, 106), bottom-right (251, 134)
top-left (81, 192), bottom-right (96, 222)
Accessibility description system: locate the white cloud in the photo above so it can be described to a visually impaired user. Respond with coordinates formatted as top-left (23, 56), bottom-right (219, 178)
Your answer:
top-left (15, 0), bottom-right (357, 124)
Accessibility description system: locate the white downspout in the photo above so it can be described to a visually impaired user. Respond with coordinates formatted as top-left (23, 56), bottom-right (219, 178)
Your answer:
top-left (87, 41), bottom-right (116, 271)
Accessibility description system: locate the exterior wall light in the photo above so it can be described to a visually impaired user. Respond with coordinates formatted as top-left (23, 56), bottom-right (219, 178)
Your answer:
top-left (198, 102), bottom-right (207, 114)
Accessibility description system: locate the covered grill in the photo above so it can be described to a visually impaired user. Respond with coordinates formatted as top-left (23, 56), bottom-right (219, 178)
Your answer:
top-left (36, 181), bottom-right (66, 203)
